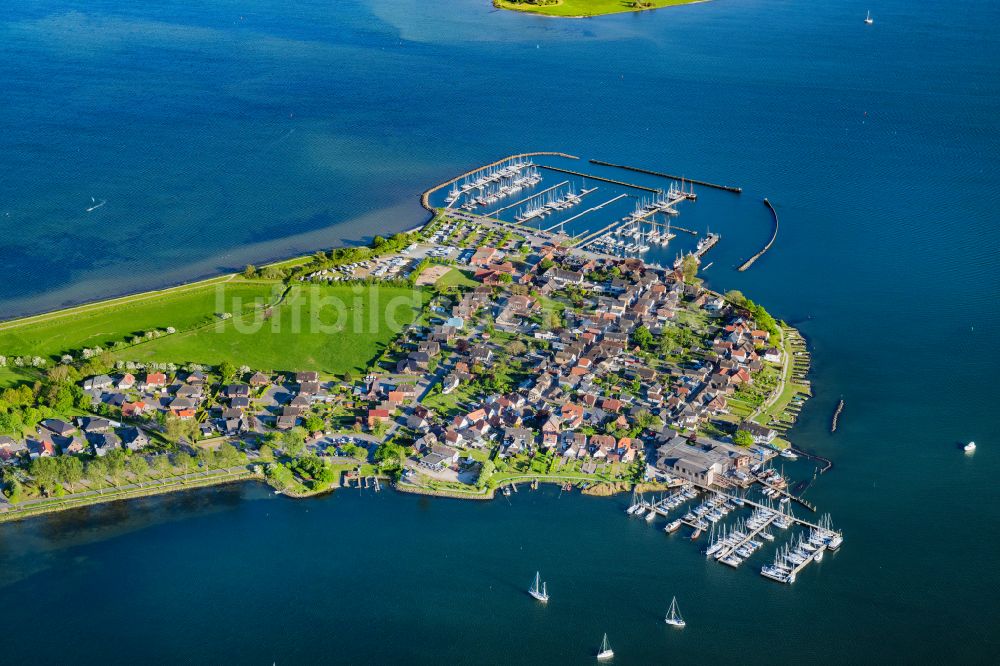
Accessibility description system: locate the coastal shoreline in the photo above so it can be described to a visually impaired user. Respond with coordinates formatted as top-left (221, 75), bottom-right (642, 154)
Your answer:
top-left (1, 157), bottom-right (817, 527)
top-left (0, 198), bottom-right (428, 322)
top-left (0, 470), bottom-right (261, 525)
top-left (492, 0), bottom-right (711, 20)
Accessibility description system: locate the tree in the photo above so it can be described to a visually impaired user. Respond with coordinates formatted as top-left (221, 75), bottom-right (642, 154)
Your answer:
top-left (724, 290), bottom-right (746, 306)
top-left (29, 457), bottom-right (60, 493)
top-left (475, 459), bottom-right (495, 489)
top-left (733, 429), bottom-right (754, 447)
top-left (243, 264), bottom-right (257, 279)
top-left (128, 454), bottom-right (149, 478)
top-left (257, 444), bottom-right (274, 461)
top-left (86, 457), bottom-right (109, 485)
top-left (218, 361), bottom-right (237, 383)
top-left (681, 254), bottom-right (699, 284)
top-left (165, 416), bottom-right (199, 443)
top-left (374, 441), bottom-right (405, 471)
top-left (151, 454), bottom-right (172, 476)
top-left (340, 443), bottom-right (364, 460)
top-left (5, 477), bottom-right (23, 502)
top-left (280, 427), bottom-right (308, 457)
top-left (632, 325), bottom-right (654, 350)
top-left (634, 409), bottom-right (663, 433)
top-left (744, 299), bottom-right (779, 336)
top-left (216, 442), bottom-right (245, 468)
top-left (105, 450), bottom-right (127, 484)
top-left (506, 340), bottom-right (528, 356)
top-left (58, 456), bottom-right (85, 487)
top-left (303, 414), bottom-right (325, 433)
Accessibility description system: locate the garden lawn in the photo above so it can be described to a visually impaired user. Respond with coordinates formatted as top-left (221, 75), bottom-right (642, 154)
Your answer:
top-left (117, 284), bottom-right (427, 375)
top-left (436, 268), bottom-right (478, 290)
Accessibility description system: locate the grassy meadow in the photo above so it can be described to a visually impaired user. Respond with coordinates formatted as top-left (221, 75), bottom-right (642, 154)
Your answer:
top-left (117, 284), bottom-right (428, 375)
top-left (0, 280), bottom-right (279, 360)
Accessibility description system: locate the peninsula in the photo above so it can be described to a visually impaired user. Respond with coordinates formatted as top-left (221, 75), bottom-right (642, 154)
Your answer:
top-left (494, 0), bottom-right (703, 19)
top-left (0, 154), bottom-right (832, 583)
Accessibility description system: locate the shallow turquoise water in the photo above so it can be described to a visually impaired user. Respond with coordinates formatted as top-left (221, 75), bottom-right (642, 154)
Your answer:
top-left (1, 0), bottom-right (998, 662)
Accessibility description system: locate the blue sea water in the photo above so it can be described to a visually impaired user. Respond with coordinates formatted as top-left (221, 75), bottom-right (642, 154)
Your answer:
top-left (1, 0), bottom-right (999, 663)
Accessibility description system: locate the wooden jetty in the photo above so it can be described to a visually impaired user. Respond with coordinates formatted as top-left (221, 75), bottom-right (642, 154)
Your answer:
top-left (483, 180), bottom-right (569, 217)
top-left (574, 199), bottom-right (685, 249)
top-left (669, 225), bottom-right (698, 236)
top-left (589, 159), bottom-right (742, 193)
top-left (789, 543), bottom-right (827, 579)
top-left (738, 198), bottom-right (779, 271)
top-left (553, 193), bottom-right (630, 231)
top-left (714, 511), bottom-right (779, 563)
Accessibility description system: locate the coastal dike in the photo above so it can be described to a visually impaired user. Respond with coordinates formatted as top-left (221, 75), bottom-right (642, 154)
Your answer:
top-left (396, 482), bottom-right (495, 501)
top-left (589, 159), bottom-right (743, 194)
top-left (420, 151), bottom-right (579, 212)
top-left (738, 198), bottom-right (779, 271)
top-left (0, 470), bottom-right (261, 524)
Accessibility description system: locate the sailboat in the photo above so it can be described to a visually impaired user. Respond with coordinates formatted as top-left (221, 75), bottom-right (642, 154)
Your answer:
top-left (665, 596), bottom-right (686, 628)
top-left (864, 10), bottom-right (873, 25)
top-left (529, 571), bottom-right (549, 603)
top-left (596, 633), bottom-right (614, 661)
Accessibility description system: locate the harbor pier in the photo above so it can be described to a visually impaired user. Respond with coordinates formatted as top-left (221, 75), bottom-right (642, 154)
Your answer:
top-left (738, 198), bottom-right (779, 271)
top-left (589, 159), bottom-right (743, 193)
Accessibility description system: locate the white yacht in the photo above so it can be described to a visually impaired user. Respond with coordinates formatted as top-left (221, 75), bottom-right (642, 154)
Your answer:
top-left (596, 634), bottom-right (614, 661)
top-left (529, 571), bottom-right (549, 603)
top-left (964, 441), bottom-right (976, 452)
top-left (864, 10), bottom-right (873, 25)
top-left (665, 596), bottom-right (686, 628)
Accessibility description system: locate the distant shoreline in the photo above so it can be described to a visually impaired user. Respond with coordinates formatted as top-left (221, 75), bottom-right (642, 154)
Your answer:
top-left (492, 0), bottom-right (708, 20)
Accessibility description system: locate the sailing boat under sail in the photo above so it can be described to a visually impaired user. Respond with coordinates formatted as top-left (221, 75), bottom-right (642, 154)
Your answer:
top-left (596, 633), bottom-right (614, 661)
top-left (664, 596), bottom-right (686, 628)
top-left (529, 571), bottom-right (549, 603)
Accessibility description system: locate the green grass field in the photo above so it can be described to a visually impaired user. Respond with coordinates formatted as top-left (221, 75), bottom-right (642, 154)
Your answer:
top-left (494, 0), bottom-right (700, 18)
top-left (0, 280), bottom-right (279, 360)
top-left (118, 284), bottom-right (427, 375)
top-left (436, 268), bottom-right (478, 290)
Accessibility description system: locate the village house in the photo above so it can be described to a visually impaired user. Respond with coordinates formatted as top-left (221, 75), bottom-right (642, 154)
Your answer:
top-left (120, 427), bottom-right (150, 451)
top-left (740, 420), bottom-right (777, 445)
top-left (0, 436), bottom-right (28, 464)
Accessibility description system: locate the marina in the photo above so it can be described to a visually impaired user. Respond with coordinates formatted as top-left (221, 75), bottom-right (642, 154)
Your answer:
top-left (626, 482), bottom-right (842, 585)
top-left (420, 151), bottom-right (579, 212)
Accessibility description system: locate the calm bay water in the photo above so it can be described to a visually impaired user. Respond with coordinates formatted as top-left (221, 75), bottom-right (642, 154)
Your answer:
top-left (1, 0), bottom-right (999, 663)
